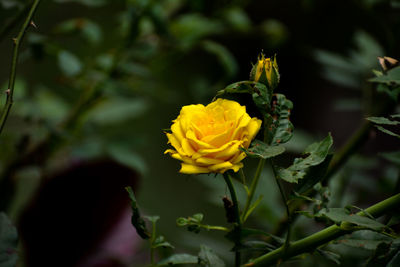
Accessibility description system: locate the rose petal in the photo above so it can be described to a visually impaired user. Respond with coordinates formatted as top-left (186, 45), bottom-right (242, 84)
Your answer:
top-left (186, 130), bottom-right (215, 150)
top-left (180, 163), bottom-right (210, 174)
top-left (181, 138), bottom-right (196, 156)
top-left (231, 152), bottom-right (247, 164)
top-left (171, 120), bottom-right (185, 143)
top-left (195, 157), bottom-right (225, 165)
top-left (208, 161), bottom-right (233, 172)
top-left (166, 133), bottom-right (185, 155)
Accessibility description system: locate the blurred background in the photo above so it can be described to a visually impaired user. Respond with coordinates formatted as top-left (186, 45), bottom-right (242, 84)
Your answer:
top-left (0, 0), bottom-right (400, 266)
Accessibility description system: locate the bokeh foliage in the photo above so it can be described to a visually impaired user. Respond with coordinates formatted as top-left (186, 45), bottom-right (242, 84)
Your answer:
top-left (1, 0), bottom-right (400, 266)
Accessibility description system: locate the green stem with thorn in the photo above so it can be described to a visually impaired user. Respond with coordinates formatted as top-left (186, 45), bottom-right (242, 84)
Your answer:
top-left (0, 0), bottom-right (41, 136)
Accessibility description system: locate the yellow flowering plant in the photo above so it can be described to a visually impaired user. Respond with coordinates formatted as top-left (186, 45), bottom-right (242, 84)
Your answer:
top-left (125, 53), bottom-right (400, 267)
top-left (164, 98), bottom-right (262, 174)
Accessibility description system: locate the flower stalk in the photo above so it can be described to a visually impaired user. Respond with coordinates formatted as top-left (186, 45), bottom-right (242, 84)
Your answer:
top-left (223, 172), bottom-right (242, 267)
top-left (243, 193), bottom-right (400, 266)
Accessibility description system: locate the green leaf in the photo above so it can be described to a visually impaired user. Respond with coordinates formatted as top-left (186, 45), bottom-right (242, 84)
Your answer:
top-left (170, 14), bottom-right (223, 49)
top-left (125, 186), bottom-right (150, 239)
top-left (375, 125), bottom-right (400, 139)
top-left (367, 116), bottom-right (400, 125)
top-left (176, 213), bottom-right (205, 234)
top-left (289, 192), bottom-right (322, 206)
top-left (369, 66), bottom-right (400, 85)
top-left (366, 239), bottom-right (400, 267)
top-left (198, 245), bottom-right (225, 267)
top-left (316, 208), bottom-right (387, 232)
top-left (387, 250), bottom-right (400, 267)
top-left (157, 254), bottom-right (198, 266)
top-left (108, 144), bottom-right (147, 175)
top-left (153, 235), bottom-right (174, 249)
top-left (266, 94), bottom-right (294, 145)
top-left (334, 238), bottom-right (389, 250)
top-left (81, 20), bottom-right (102, 44)
top-left (380, 151), bottom-right (400, 165)
top-left (376, 84), bottom-right (400, 101)
top-left (214, 81), bottom-right (272, 118)
top-left (54, 18), bottom-right (102, 44)
top-left (0, 213), bottom-right (18, 267)
top-left (243, 195), bottom-right (263, 222)
top-left (242, 140), bottom-right (285, 159)
top-left (192, 213), bottom-right (204, 223)
top-left (202, 40), bottom-right (238, 79)
top-left (316, 249), bottom-right (341, 265)
top-left (58, 50), bottom-right (82, 77)
top-left (277, 134), bottom-right (333, 183)
top-left (176, 217), bottom-right (188, 227)
top-left (89, 98), bottom-right (149, 125)
top-left (294, 154), bottom-right (333, 194)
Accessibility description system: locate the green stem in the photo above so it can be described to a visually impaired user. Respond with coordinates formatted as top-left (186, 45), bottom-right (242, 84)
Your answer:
top-left (0, 0), bottom-right (41, 136)
top-left (243, 193), bottom-right (400, 266)
top-left (241, 159), bottom-right (265, 222)
top-left (223, 173), bottom-right (242, 267)
top-left (271, 161), bottom-right (291, 254)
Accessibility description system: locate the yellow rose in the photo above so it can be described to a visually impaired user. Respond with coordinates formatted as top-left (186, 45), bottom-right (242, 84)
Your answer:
top-left (165, 98), bottom-right (262, 174)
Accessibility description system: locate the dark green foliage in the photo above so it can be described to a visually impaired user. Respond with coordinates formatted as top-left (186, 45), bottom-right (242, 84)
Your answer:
top-left (125, 186), bottom-right (150, 239)
top-left (316, 207), bottom-right (387, 232)
top-left (316, 249), bottom-right (341, 265)
top-left (265, 94), bottom-right (293, 145)
top-left (176, 213), bottom-right (204, 234)
top-left (198, 245), bottom-right (225, 267)
top-left (152, 235), bottom-right (174, 249)
top-left (366, 239), bottom-right (400, 267)
top-left (241, 140), bottom-right (285, 159)
top-left (157, 254), bottom-right (198, 266)
top-left (369, 66), bottom-right (400, 85)
top-left (367, 115), bottom-right (400, 139)
top-left (214, 81), bottom-right (272, 118)
top-left (277, 134), bottom-right (333, 183)
top-left (294, 154), bottom-right (333, 194)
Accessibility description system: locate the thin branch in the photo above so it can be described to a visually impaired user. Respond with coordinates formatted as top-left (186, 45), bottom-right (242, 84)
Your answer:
top-left (243, 193), bottom-right (400, 266)
top-left (0, 0), bottom-right (41, 135)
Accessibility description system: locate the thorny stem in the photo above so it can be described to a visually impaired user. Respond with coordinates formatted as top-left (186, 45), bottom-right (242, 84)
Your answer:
top-left (223, 173), bottom-right (242, 267)
top-left (0, 0), bottom-right (41, 135)
top-left (243, 193), bottom-right (400, 266)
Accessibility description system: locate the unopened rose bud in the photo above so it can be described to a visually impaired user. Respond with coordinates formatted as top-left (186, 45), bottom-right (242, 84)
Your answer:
top-left (250, 53), bottom-right (279, 89)
top-left (378, 56), bottom-right (399, 71)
